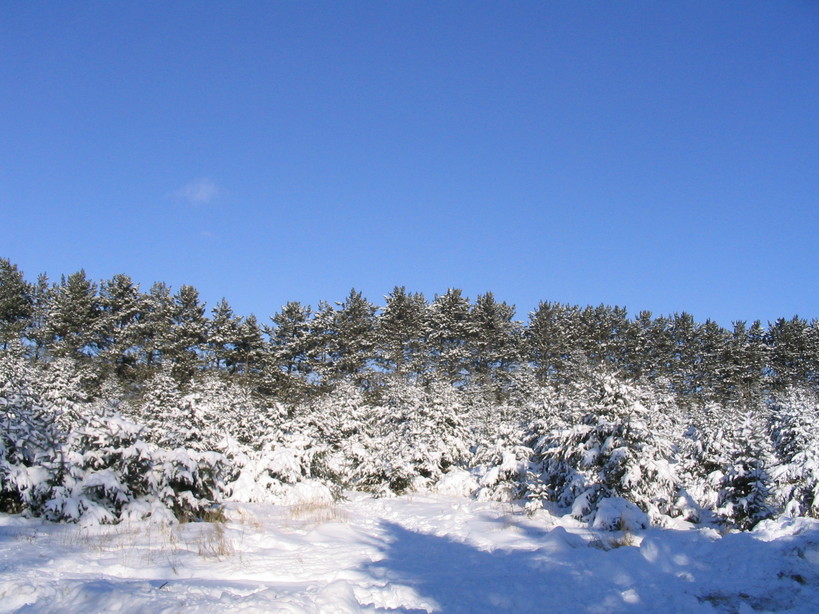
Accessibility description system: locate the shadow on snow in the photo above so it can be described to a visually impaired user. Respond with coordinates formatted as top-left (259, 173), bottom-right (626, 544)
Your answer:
top-left (360, 520), bottom-right (819, 614)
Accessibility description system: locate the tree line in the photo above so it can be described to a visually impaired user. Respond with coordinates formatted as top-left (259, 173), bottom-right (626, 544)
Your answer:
top-left (2, 257), bottom-right (819, 528)
top-left (1, 258), bottom-right (817, 403)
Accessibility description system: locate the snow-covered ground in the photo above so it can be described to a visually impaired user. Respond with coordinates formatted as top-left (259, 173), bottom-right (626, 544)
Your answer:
top-left (1, 492), bottom-right (818, 613)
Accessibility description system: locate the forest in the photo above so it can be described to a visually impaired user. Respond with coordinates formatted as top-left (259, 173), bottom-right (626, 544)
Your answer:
top-left (1, 257), bottom-right (818, 531)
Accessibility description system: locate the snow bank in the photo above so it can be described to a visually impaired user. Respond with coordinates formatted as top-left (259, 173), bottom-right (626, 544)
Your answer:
top-left (592, 497), bottom-right (650, 532)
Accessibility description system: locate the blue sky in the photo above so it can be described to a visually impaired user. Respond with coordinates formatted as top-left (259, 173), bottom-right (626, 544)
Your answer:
top-left (2, 1), bottom-right (818, 327)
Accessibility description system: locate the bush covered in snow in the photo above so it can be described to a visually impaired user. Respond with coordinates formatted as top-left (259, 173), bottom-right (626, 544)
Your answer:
top-left (3, 339), bottom-right (819, 532)
top-left (1, 348), bottom-right (231, 523)
top-left (771, 388), bottom-right (819, 518)
top-left (525, 374), bottom-right (682, 523)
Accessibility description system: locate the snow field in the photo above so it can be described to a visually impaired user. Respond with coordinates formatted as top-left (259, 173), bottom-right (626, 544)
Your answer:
top-left (1, 493), bottom-right (818, 613)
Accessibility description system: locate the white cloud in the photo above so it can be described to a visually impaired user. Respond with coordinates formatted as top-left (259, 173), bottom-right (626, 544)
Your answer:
top-left (170, 178), bottom-right (222, 205)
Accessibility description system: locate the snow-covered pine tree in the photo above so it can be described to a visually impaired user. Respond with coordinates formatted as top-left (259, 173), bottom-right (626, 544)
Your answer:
top-left (321, 289), bottom-right (378, 387)
top-left (134, 367), bottom-right (184, 447)
top-left (134, 281), bottom-right (175, 371)
top-left (468, 292), bottom-right (521, 398)
top-left (164, 285), bottom-right (207, 382)
top-left (770, 388), bottom-right (819, 518)
top-left (207, 298), bottom-right (241, 371)
top-left (526, 301), bottom-right (585, 387)
top-left (51, 408), bottom-right (152, 523)
top-left (265, 301), bottom-right (316, 401)
top-left (97, 273), bottom-right (146, 382)
top-left (231, 314), bottom-right (266, 377)
top-left (371, 377), bottom-right (471, 494)
top-left (0, 344), bottom-right (63, 515)
top-left (0, 258), bottom-right (33, 348)
top-left (715, 409), bottom-right (777, 530)
top-left (684, 401), bottom-right (777, 530)
top-left (375, 286), bottom-right (428, 381)
top-left (45, 270), bottom-right (101, 360)
top-left (528, 373), bottom-right (681, 525)
top-left (427, 289), bottom-right (473, 386)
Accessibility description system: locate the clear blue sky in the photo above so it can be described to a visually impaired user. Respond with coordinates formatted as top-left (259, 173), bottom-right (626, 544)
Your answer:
top-left (2, 1), bottom-right (818, 326)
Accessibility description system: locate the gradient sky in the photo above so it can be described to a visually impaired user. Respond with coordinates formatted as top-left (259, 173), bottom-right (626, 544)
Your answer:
top-left (2, 1), bottom-right (818, 326)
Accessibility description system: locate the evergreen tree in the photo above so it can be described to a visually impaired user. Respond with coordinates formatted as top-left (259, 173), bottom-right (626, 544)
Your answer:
top-left (770, 388), bottom-right (819, 517)
top-left (0, 344), bottom-right (63, 514)
top-left (691, 319), bottom-right (729, 401)
top-left (208, 298), bottom-right (241, 371)
top-left (768, 316), bottom-right (814, 390)
top-left (231, 314), bottom-right (266, 377)
top-left (267, 301), bottom-right (313, 376)
top-left (668, 312), bottom-right (699, 396)
top-left (526, 301), bottom-right (582, 386)
top-left (682, 401), bottom-right (776, 530)
top-left (304, 300), bottom-right (336, 386)
top-left (134, 367), bottom-right (183, 446)
top-left (468, 292), bottom-right (521, 395)
top-left (0, 259), bottom-right (33, 347)
top-left (308, 290), bottom-right (377, 387)
top-left (119, 281), bottom-right (173, 379)
top-left (427, 289), bottom-right (473, 385)
top-left (265, 301), bottom-right (315, 400)
top-left (97, 274), bottom-right (147, 381)
top-left (330, 289), bottom-right (378, 384)
top-left (622, 310), bottom-right (658, 381)
top-left (376, 287), bottom-right (428, 380)
top-left (529, 374), bottom-right (681, 523)
top-left (717, 321), bottom-right (766, 405)
top-left (165, 285), bottom-right (207, 381)
top-left (716, 410), bottom-right (776, 530)
top-left (575, 304), bottom-right (630, 371)
top-left (45, 270), bottom-right (101, 359)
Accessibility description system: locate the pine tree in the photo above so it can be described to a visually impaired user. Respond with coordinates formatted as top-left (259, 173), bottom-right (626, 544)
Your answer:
top-left (768, 316), bottom-right (813, 390)
top-left (265, 301), bottom-right (315, 400)
top-left (691, 319), bottom-right (729, 401)
top-left (770, 388), bottom-right (819, 517)
top-left (164, 285), bottom-right (207, 381)
top-left (668, 312), bottom-right (699, 397)
top-left (0, 259), bottom-right (33, 347)
top-left (208, 298), bottom-right (241, 371)
top-left (0, 344), bottom-right (64, 514)
top-left (330, 289), bottom-right (378, 385)
top-left (267, 301), bottom-right (313, 376)
top-left (97, 274), bottom-right (147, 381)
top-left (468, 292), bottom-right (521, 396)
top-left (622, 310), bottom-right (655, 381)
top-left (717, 321), bottom-right (766, 405)
top-left (45, 270), bottom-right (101, 359)
top-left (715, 410), bottom-right (776, 530)
top-left (304, 300), bottom-right (336, 386)
top-left (526, 301), bottom-right (582, 386)
top-left (682, 400), bottom-right (777, 530)
top-left (376, 287), bottom-right (428, 380)
top-left (135, 367), bottom-right (183, 446)
top-left (575, 304), bottom-right (630, 371)
top-left (427, 289), bottom-right (473, 385)
top-left (25, 274), bottom-right (53, 360)
top-left (135, 282), bottom-right (175, 372)
top-left (529, 373), bottom-right (681, 524)
top-left (231, 314), bottom-right (266, 377)
top-left (308, 290), bottom-right (377, 387)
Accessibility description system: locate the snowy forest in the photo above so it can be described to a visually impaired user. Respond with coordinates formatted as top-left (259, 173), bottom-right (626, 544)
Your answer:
top-left (2, 257), bottom-right (818, 531)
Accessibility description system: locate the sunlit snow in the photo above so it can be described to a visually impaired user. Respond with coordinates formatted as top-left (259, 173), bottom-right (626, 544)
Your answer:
top-left (2, 493), bottom-right (817, 613)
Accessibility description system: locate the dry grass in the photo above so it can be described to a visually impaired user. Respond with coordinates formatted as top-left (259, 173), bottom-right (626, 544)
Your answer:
top-left (590, 518), bottom-right (638, 550)
top-left (288, 500), bottom-right (348, 526)
top-left (195, 521), bottom-right (234, 559)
